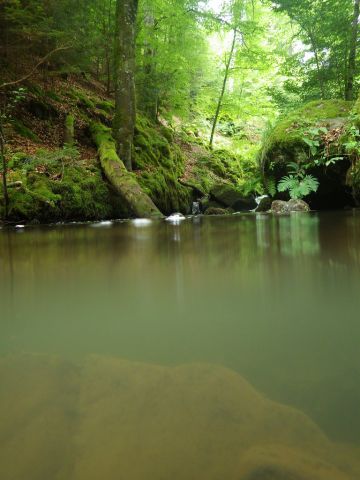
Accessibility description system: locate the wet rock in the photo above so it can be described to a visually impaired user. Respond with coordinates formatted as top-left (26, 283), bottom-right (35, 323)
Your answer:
top-left (271, 200), bottom-right (289, 214)
top-left (204, 207), bottom-right (229, 215)
top-left (271, 199), bottom-right (310, 214)
top-left (210, 183), bottom-right (257, 211)
top-left (255, 196), bottom-right (272, 212)
top-left (287, 198), bottom-right (310, 212)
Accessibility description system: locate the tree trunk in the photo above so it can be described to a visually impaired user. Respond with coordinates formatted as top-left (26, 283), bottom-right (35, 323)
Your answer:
top-left (0, 118), bottom-right (9, 219)
top-left (209, 28), bottom-right (237, 148)
top-left (345, 0), bottom-right (360, 101)
top-left (91, 123), bottom-right (162, 218)
top-left (308, 31), bottom-right (325, 99)
top-left (113, 0), bottom-right (138, 171)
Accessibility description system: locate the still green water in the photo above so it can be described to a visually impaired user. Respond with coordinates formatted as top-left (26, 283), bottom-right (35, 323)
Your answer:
top-left (1, 212), bottom-right (360, 479)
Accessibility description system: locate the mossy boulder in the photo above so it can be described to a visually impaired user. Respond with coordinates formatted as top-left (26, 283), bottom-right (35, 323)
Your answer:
top-left (210, 183), bottom-right (256, 211)
top-left (260, 100), bottom-right (355, 209)
top-left (134, 116), bottom-right (192, 215)
top-left (0, 149), bottom-right (126, 222)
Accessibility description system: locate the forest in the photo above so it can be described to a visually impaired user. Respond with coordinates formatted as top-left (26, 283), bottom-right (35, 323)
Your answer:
top-left (1, 0), bottom-right (360, 221)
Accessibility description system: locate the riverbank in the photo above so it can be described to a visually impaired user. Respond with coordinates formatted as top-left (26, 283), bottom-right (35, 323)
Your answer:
top-left (0, 74), bottom-right (259, 223)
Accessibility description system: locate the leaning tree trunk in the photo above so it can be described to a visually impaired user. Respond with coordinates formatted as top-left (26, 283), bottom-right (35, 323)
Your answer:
top-left (91, 123), bottom-right (162, 218)
top-left (345, 0), bottom-right (360, 101)
top-left (209, 28), bottom-right (237, 148)
top-left (113, 0), bottom-right (138, 171)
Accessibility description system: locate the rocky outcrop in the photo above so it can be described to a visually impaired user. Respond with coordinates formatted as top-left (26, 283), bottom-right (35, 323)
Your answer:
top-left (0, 354), bottom-right (359, 480)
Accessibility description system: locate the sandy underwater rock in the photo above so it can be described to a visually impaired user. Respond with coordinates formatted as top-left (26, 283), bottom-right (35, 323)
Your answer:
top-left (0, 354), bottom-right (359, 480)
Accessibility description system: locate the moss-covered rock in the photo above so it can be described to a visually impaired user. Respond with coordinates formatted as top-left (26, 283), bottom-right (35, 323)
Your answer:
top-left (0, 148), bottom-right (125, 222)
top-left (210, 183), bottom-right (256, 211)
top-left (134, 116), bottom-right (192, 215)
top-left (260, 100), bottom-right (355, 209)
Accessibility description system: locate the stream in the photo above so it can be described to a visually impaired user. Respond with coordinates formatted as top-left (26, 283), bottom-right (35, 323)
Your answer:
top-left (1, 211), bottom-right (360, 479)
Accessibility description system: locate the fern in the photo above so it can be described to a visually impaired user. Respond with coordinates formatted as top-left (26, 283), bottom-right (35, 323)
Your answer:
top-left (277, 161), bottom-right (320, 200)
top-left (266, 177), bottom-right (277, 197)
top-left (278, 174), bottom-right (319, 199)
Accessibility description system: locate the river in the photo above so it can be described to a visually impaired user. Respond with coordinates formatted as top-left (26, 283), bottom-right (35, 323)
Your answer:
top-left (1, 211), bottom-right (360, 479)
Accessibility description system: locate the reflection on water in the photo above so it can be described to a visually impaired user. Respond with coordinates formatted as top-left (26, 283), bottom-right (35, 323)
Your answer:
top-left (1, 211), bottom-right (360, 479)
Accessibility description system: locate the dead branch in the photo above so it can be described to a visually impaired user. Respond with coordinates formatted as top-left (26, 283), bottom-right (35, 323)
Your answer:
top-left (0, 45), bottom-right (72, 90)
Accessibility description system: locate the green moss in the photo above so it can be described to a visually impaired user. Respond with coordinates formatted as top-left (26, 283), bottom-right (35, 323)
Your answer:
top-left (96, 100), bottom-right (114, 114)
top-left (64, 115), bottom-right (75, 146)
top-left (1, 147), bottom-right (123, 222)
top-left (70, 88), bottom-right (95, 109)
top-left (260, 100), bottom-right (354, 173)
top-left (269, 100), bottom-right (351, 146)
top-left (133, 115), bottom-right (192, 214)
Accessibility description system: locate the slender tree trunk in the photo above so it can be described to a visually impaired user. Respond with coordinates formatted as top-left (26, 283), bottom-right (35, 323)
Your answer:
top-left (345, 0), bottom-right (360, 100)
top-left (113, 0), bottom-right (138, 171)
top-left (209, 28), bottom-right (237, 148)
top-left (104, 0), bottom-right (113, 95)
top-left (308, 32), bottom-right (325, 99)
top-left (142, 7), bottom-right (158, 121)
top-left (0, 117), bottom-right (9, 219)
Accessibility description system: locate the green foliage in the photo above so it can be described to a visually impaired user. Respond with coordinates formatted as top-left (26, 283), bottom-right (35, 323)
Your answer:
top-left (278, 162), bottom-right (319, 199)
top-left (272, 0), bottom-right (357, 101)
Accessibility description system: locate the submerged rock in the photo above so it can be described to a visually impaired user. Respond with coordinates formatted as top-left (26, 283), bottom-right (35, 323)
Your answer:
top-left (0, 354), bottom-right (359, 480)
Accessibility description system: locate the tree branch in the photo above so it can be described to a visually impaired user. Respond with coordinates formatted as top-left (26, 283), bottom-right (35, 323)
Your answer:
top-left (0, 45), bottom-right (72, 90)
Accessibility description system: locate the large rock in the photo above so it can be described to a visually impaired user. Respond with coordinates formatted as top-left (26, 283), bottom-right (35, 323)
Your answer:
top-left (210, 183), bottom-right (256, 211)
top-left (271, 199), bottom-right (310, 214)
top-left (260, 100), bottom-right (355, 209)
top-left (255, 196), bottom-right (272, 212)
top-left (0, 354), bottom-right (359, 480)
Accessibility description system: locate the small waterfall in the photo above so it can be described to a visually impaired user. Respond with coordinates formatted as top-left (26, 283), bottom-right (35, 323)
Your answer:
top-left (192, 202), bottom-right (201, 215)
